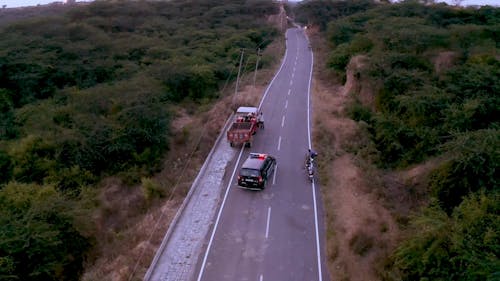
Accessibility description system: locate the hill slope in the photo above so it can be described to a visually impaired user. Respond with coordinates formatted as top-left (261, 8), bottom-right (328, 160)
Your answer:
top-left (293, 1), bottom-right (499, 280)
top-left (0, 1), bottom-right (281, 280)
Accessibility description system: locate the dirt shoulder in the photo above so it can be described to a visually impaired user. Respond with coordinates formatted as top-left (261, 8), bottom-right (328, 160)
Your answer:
top-left (308, 28), bottom-right (400, 281)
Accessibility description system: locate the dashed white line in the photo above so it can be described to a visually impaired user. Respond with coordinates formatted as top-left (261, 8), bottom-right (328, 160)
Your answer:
top-left (259, 274), bottom-right (263, 281)
top-left (289, 80), bottom-right (293, 86)
top-left (281, 115), bottom-right (285, 127)
top-left (265, 207), bottom-right (271, 239)
top-left (287, 89), bottom-right (291, 96)
top-left (277, 136), bottom-right (281, 151)
top-left (285, 100), bottom-right (288, 109)
top-left (272, 164), bottom-right (277, 185)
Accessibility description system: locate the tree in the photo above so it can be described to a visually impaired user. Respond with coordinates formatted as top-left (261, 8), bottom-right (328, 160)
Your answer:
top-left (390, 192), bottom-right (499, 281)
top-left (0, 182), bottom-right (91, 281)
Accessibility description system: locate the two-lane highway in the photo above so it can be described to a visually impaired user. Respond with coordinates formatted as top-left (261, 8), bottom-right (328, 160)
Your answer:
top-left (194, 28), bottom-right (328, 281)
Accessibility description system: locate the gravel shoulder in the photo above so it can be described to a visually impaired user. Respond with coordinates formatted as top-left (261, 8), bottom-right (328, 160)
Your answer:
top-left (145, 136), bottom-right (236, 281)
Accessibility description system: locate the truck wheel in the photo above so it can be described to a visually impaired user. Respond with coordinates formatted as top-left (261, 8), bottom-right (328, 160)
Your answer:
top-left (230, 142), bottom-right (234, 147)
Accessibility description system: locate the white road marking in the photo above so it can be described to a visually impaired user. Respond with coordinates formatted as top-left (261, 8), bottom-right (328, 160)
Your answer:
top-left (265, 207), bottom-right (271, 239)
top-left (281, 115), bottom-right (285, 127)
top-left (285, 100), bottom-right (288, 109)
top-left (272, 164), bottom-right (277, 185)
top-left (196, 147), bottom-right (245, 281)
top-left (258, 40), bottom-right (288, 110)
top-left (259, 274), bottom-right (263, 281)
top-left (277, 136), bottom-right (281, 151)
top-left (312, 181), bottom-right (322, 281)
top-left (287, 89), bottom-right (291, 96)
top-left (289, 80), bottom-right (293, 87)
top-left (306, 38), bottom-right (323, 281)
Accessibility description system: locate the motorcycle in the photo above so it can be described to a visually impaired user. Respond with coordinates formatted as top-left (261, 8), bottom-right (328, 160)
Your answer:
top-left (305, 156), bottom-right (314, 182)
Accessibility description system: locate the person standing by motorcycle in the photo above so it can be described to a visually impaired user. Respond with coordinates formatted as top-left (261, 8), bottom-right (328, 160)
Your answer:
top-left (305, 148), bottom-right (317, 181)
top-left (309, 148), bottom-right (318, 159)
top-left (305, 148), bottom-right (318, 169)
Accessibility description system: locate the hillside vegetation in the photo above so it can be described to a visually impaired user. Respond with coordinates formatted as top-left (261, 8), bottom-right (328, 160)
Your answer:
top-left (293, 0), bottom-right (498, 280)
top-left (0, 1), bottom-right (279, 280)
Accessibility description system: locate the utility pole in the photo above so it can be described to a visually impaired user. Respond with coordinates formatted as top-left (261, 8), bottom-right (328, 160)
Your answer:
top-left (233, 49), bottom-right (245, 106)
top-left (253, 48), bottom-right (261, 91)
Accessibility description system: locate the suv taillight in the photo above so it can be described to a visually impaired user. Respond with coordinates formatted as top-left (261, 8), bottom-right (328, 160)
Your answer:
top-left (258, 176), bottom-right (263, 183)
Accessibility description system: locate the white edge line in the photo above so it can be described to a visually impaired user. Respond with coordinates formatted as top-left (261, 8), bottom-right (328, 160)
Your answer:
top-left (272, 164), bottom-right (277, 185)
top-left (143, 113), bottom-right (235, 281)
top-left (258, 31), bottom-right (290, 110)
top-left (312, 180), bottom-right (322, 281)
top-left (196, 147), bottom-right (245, 281)
top-left (307, 49), bottom-right (312, 149)
top-left (305, 32), bottom-right (323, 281)
top-left (265, 207), bottom-right (271, 239)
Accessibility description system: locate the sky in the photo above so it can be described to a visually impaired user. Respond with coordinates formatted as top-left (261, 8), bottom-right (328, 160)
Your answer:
top-left (0, 0), bottom-right (498, 9)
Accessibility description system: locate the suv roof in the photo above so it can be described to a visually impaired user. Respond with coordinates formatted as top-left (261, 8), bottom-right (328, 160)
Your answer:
top-left (241, 153), bottom-right (268, 170)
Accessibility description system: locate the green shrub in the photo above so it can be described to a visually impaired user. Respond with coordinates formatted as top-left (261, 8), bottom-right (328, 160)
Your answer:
top-left (346, 100), bottom-right (372, 123)
top-left (44, 165), bottom-right (96, 195)
top-left (9, 135), bottom-right (57, 184)
top-left (141, 177), bottom-right (165, 201)
top-left (327, 18), bottom-right (364, 47)
top-left (0, 182), bottom-right (91, 281)
top-left (0, 89), bottom-right (17, 140)
top-left (389, 193), bottom-right (499, 281)
top-left (429, 129), bottom-right (499, 213)
top-left (327, 34), bottom-right (373, 72)
top-left (294, 0), bottom-right (375, 31)
top-left (0, 149), bottom-right (13, 184)
top-left (328, 44), bottom-right (351, 71)
top-left (349, 34), bottom-right (374, 53)
top-left (372, 114), bottom-right (439, 167)
top-left (444, 59), bottom-right (500, 100)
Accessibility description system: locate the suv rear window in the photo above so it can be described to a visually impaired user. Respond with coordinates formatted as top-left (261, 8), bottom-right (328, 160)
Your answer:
top-left (239, 168), bottom-right (260, 177)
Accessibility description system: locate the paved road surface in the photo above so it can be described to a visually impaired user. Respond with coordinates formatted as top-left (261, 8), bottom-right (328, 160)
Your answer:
top-left (194, 27), bottom-right (329, 281)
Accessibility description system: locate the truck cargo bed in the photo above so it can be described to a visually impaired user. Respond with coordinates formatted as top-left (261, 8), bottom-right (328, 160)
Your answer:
top-left (229, 122), bottom-right (253, 131)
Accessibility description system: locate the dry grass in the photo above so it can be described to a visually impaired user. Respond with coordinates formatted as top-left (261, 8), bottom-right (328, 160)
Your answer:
top-left (81, 33), bottom-right (285, 281)
top-left (307, 28), bottom-right (400, 281)
top-left (307, 24), bottom-right (447, 281)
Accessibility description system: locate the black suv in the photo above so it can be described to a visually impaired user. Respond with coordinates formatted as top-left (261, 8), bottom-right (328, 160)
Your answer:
top-left (238, 153), bottom-right (276, 190)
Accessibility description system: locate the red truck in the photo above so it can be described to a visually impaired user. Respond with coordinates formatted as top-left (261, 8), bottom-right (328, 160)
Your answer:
top-left (227, 106), bottom-right (264, 148)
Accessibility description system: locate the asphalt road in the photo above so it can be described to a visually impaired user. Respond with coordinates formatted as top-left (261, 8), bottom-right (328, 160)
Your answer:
top-left (194, 27), bottom-right (329, 281)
